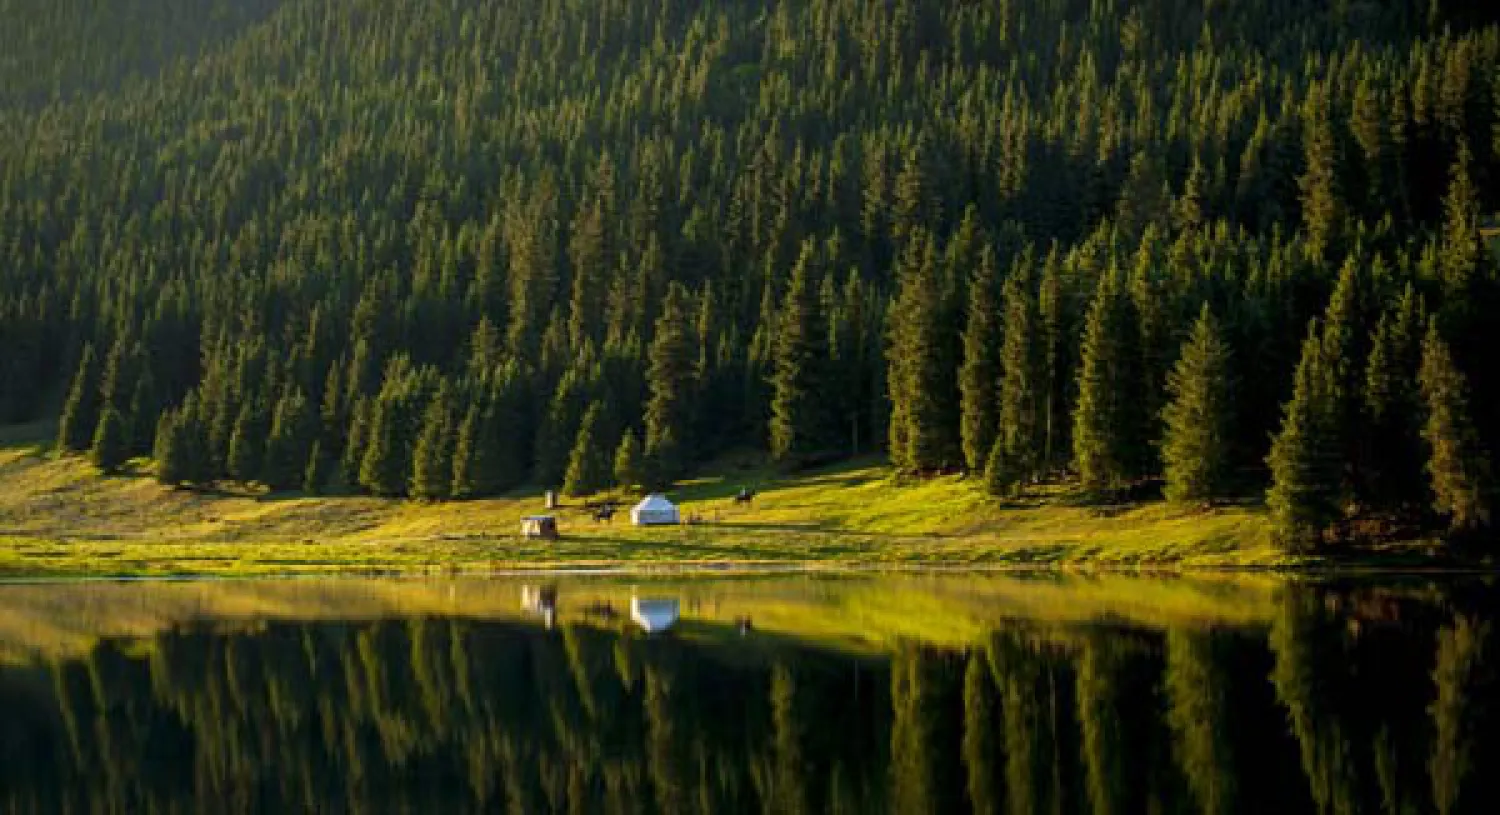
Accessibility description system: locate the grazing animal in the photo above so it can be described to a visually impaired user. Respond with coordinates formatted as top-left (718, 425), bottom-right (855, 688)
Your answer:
top-left (733, 488), bottom-right (755, 506)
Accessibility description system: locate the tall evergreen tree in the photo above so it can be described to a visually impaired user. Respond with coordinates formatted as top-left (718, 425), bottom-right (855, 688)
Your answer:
top-left (643, 283), bottom-right (697, 488)
top-left (263, 389), bottom-right (315, 491)
top-left (226, 401), bottom-right (268, 484)
top-left (888, 234), bottom-right (961, 472)
top-left (564, 402), bottom-right (611, 497)
top-left (1267, 322), bottom-right (1344, 550)
top-left (1418, 321), bottom-right (1493, 533)
top-left (411, 386), bottom-right (456, 501)
top-left (153, 410), bottom-right (190, 487)
top-left (770, 241), bottom-right (830, 464)
top-left (997, 262), bottom-right (1045, 489)
top-left (1299, 88), bottom-right (1345, 265)
top-left (1363, 287), bottom-right (1427, 514)
top-left (615, 430), bottom-right (643, 494)
top-left (1438, 141), bottom-right (1486, 324)
top-left (90, 407), bottom-right (129, 473)
top-left (959, 246), bottom-right (1001, 472)
top-left (56, 344), bottom-right (101, 453)
top-left (1161, 306), bottom-right (1234, 506)
top-left (1073, 273), bottom-right (1144, 494)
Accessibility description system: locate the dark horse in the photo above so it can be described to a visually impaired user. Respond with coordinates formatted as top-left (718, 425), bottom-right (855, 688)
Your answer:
top-left (734, 488), bottom-right (755, 506)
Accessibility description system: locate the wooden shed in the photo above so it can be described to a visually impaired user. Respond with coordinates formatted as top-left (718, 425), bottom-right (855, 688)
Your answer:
top-left (521, 515), bottom-right (559, 540)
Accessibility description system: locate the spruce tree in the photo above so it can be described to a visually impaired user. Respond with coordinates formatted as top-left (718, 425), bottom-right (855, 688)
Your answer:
top-left (1267, 322), bottom-right (1344, 550)
top-left (1363, 288), bottom-right (1426, 514)
top-left (263, 389), bottom-right (315, 491)
top-left (153, 410), bottom-right (189, 487)
top-left (1299, 87), bottom-right (1344, 265)
top-left (564, 402), bottom-right (611, 497)
top-left (615, 431), bottom-right (643, 494)
top-left (411, 387), bottom-right (455, 501)
top-left (959, 246), bottom-right (1001, 472)
top-left (1161, 305), bottom-right (1234, 506)
top-left (770, 240), bottom-right (829, 464)
top-left (227, 401), bottom-right (268, 484)
top-left (90, 407), bottom-right (129, 473)
top-left (342, 397), bottom-right (372, 486)
top-left (303, 440), bottom-right (329, 495)
top-left (359, 397), bottom-right (408, 497)
top-left (56, 343), bottom-right (101, 453)
top-left (450, 400), bottom-right (486, 499)
top-left (998, 264), bottom-right (1044, 488)
top-left (643, 283), bottom-right (696, 487)
top-left (1418, 321), bottom-right (1492, 533)
top-left (983, 436), bottom-right (1020, 498)
top-left (1072, 273), bottom-right (1143, 494)
top-left (1438, 141), bottom-right (1485, 322)
top-left (887, 233), bottom-right (961, 472)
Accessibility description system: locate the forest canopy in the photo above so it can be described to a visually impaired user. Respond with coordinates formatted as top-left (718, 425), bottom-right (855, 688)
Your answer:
top-left (2, 0), bottom-right (1498, 549)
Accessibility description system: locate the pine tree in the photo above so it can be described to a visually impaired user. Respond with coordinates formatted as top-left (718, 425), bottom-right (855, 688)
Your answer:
top-left (303, 440), bottom-right (329, 495)
top-left (411, 386), bottom-right (455, 501)
top-left (226, 401), bottom-right (268, 483)
top-left (1161, 305), bottom-right (1234, 506)
top-left (983, 436), bottom-right (1020, 498)
top-left (153, 410), bottom-right (189, 487)
top-left (887, 234), bottom-right (961, 472)
top-left (1418, 321), bottom-right (1492, 533)
top-left (1072, 273), bottom-right (1143, 494)
top-left (1267, 322), bottom-right (1344, 550)
top-left (998, 263), bottom-right (1044, 488)
top-left (263, 389), bottom-right (315, 491)
top-left (1299, 88), bottom-right (1345, 265)
top-left (643, 283), bottom-right (697, 488)
top-left (1363, 287), bottom-right (1426, 514)
top-left (564, 402), bottom-right (611, 497)
top-left (342, 397), bottom-right (372, 486)
top-left (959, 246), bottom-right (1001, 472)
top-left (57, 343), bottom-right (101, 453)
top-left (1038, 248), bottom-right (1068, 474)
top-left (1438, 141), bottom-right (1486, 325)
top-left (90, 407), bottom-right (129, 473)
top-left (450, 400), bottom-right (486, 499)
top-left (615, 430), bottom-right (643, 494)
top-left (770, 240), bottom-right (830, 464)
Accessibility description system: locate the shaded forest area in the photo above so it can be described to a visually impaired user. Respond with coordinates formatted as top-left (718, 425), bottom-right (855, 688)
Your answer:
top-left (2, 0), bottom-right (1499, 549)
top-left (0, 585), bottom-right (1495, 812)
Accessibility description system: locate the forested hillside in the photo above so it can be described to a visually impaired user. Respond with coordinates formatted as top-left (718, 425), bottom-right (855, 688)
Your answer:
top-left (2, 0), bottom-right (1498, 550)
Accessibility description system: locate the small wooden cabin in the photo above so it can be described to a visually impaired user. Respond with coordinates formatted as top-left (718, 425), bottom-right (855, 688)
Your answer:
top-left (521, 515), bottom-right (559, 540)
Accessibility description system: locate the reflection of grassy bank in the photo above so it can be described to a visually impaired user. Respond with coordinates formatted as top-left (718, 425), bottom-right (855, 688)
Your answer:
top-left (0, 443), bottom-right (1457, 579)
top-left (0, 572), bottom-right (1286, 663)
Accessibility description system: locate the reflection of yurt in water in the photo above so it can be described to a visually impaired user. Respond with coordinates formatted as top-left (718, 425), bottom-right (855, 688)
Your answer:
top-left (630, 596), bottom-right (680, 633)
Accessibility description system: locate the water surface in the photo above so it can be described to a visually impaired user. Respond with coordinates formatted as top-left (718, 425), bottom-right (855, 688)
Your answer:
top-left (0, 572), bottom-right (1494, 813)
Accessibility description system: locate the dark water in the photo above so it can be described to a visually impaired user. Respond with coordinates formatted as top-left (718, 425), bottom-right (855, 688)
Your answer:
top-left (0, 573), bottom-right (1495, 813)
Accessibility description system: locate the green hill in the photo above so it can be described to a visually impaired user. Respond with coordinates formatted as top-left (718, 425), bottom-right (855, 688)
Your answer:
top-left (2, 1), bottom-right (1499, 560)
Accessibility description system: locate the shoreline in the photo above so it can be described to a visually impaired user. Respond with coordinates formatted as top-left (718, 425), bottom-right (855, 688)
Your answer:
top-left (2, 555), bottom-right (1495, 583)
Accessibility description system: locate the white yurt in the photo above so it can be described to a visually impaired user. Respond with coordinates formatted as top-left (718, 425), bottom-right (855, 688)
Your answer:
top-left (630, 493), bottom-right (680, 526)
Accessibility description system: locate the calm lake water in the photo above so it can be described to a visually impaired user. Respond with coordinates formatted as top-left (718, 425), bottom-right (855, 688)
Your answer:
top-left (0, 571), bottom-right (1494, 813)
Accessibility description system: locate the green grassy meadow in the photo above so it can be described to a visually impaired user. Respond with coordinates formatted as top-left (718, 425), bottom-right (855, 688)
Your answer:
top-left (0, 424), bottom-right (1455, 578)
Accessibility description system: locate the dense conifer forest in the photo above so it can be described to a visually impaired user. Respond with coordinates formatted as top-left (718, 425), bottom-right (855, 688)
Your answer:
top-left (2, 0), bottom-right (1499, 550)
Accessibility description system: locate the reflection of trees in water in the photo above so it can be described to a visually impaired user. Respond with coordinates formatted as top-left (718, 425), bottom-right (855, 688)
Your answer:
top-left (0, 586), bottom-right (1496, 813)
top-left (1166, 628), bottom-right (1238, 814)
top-left (1430, 615), bottom-right (1493, 815)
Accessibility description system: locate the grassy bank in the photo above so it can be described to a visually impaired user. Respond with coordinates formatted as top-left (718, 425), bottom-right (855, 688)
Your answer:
top-left (0, 429), bottom-right (1457, 578)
